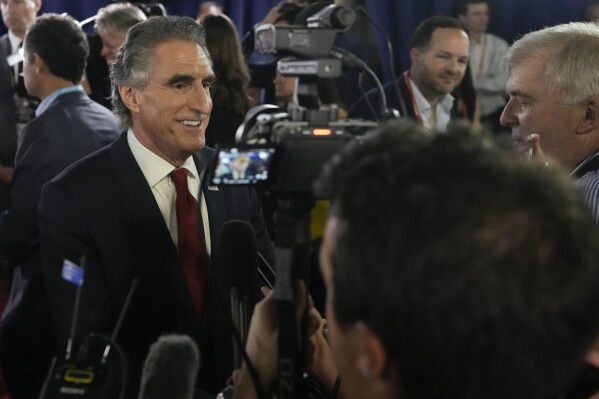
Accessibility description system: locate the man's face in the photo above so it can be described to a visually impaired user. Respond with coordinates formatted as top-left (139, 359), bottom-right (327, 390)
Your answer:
top-left (98, 29), bottom-right (126, 70)
top-left (122, 40), bottom-right (215, 165)
top-left (500, 52), bottom-right (588, 168)
top-left (231, 154), bottom-right (250, 173)
top-left (22, 45), bottom-right (37, 96)
top-left (410, 28), bottom-right (470, 101)
top-left (319, 216), bottom-right (371, 399)
top-left (0, 0), bottom-right (40, 39)
top-left (459, 2), bottom-right (490, 35)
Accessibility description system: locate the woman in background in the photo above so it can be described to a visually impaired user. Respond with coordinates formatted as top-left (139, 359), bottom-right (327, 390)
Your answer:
top-left (201, 13), bottom-right (251, 147)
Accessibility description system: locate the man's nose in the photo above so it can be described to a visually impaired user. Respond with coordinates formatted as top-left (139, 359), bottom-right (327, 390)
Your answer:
top-left (499, 99), bottom-right (517, 127)
top-left (189, 86), bottom-right (212, 114)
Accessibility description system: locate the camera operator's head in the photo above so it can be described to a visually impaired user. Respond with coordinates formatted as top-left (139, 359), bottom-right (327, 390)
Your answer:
top-left (315, 121), bottom-right (599, 399)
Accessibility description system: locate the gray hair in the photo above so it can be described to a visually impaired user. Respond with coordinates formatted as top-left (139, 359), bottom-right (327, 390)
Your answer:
top-left (505, 22), bottom-right (599, 104)
top-left (110, 16), bottom-right (212, 130)
top-left (95, 3), bottom-right (146, 35)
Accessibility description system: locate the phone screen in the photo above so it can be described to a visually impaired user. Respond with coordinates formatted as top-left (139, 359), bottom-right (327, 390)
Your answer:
top-left (210, 147), bottom-right (276, 185)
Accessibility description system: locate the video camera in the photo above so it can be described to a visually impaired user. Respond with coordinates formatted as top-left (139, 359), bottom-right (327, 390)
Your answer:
top-left (207, 3), bottom-right (378, 195)
top-left (208, 5), bottom-right (383, 399)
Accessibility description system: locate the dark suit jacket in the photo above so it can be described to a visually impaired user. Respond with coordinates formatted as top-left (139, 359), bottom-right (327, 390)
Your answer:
top-left (348, 73), bottom-right (416, 121)
top-left (0, 90), bottom-right (119, 399)
top-left (39, 132), bottom-right (274, 395)
top-left (347, 72), bottom-right (463, 123)
top-left (0, 34), bottom-right (19, 211)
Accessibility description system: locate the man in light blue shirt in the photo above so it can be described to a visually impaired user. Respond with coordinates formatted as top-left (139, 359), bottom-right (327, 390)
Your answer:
top-left (0, 13), bottom-right (119, 399)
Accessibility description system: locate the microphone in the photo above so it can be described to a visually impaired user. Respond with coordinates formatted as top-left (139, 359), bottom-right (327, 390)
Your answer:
top-left (137, 335), bottom-right (200, 399)
top-left (39, 260), bottom-right (138, 399)
top-left (215, 220), bottom-right (259, 368)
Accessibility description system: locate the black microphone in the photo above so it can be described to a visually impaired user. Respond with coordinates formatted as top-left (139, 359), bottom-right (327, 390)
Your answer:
top-left (137, 335), bottom-right (200, 399)
top-left (215, 220), bottom-right (259, 368)
top-left (39, 260), bottom-right (138, 399)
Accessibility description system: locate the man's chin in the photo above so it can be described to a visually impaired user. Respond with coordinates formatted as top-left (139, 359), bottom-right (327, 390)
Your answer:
top-left (513, 140), bottom-right (532, 154)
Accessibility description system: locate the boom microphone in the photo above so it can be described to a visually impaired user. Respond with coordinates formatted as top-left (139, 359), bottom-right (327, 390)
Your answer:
top-left (215, 220), bottom-right (259, 368)
top-left (137, 335), bottom-right (200, 399)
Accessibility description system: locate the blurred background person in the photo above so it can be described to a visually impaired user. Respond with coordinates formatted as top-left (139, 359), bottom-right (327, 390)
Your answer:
top-left (273, 71), bottom-right (347, 116)
top-left (348, 16), bottom-right (470, 130)
top-left (585, 0), bottom-right (599, 21)
top-left (242, 1), bottom-right (305, 107)
top-left (196, 0), bottom-right (222, 21)
top-left (0, 13), bottom-right (119, 399)
top-left (456, 0), bottom-right (509, 135)
top-left (85, 2), bottom-right (146, 109)
top-left (200, 13), bottom-right (250, 147)
top-left (0, 0), bottom-right (41, 206)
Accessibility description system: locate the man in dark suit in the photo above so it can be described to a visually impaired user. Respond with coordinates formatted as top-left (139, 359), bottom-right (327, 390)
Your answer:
top-left (0, 13), bottom-right (120, 399)
top-left (39, 16), bottom-right (274, 396)
top-left (0, 0), bottom-right (41, 211)
top-left (348, 16), bottom-right (471, 130)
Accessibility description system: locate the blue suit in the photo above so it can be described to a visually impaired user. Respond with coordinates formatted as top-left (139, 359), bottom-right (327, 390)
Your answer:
top-left (0, 89), bottom-right (120, 399)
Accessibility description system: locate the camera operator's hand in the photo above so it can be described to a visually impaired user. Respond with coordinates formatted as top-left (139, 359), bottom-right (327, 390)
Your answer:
top-left (260, 4), bottom-right (283, 26)
top-left (306, 307), bottom-right (339, 394)
top-left (232, 283), bottom-right (311, 399)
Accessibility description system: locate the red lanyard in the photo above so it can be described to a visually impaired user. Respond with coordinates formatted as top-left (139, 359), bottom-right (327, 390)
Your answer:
top-left (403, 71), bottom-right (423, 125)
top-left (475, 34), bottom-right (488, 80)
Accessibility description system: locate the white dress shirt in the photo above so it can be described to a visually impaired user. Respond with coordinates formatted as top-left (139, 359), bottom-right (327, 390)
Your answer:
top-left (127, 129), bottom-right (211, 253)
top-left (409, 76), bottom-right (454, 131)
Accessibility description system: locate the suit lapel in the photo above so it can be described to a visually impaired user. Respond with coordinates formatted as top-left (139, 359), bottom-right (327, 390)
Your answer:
top-left (108, 133), bottom-right (180, 267)
top-left (109, 134), bottom-right (212, 320)
top-left (194, 148), bottom-right (225, 256)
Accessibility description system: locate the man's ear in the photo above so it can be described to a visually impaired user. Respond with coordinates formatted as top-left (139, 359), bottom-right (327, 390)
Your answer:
top-left (576, 96), bottom-right (599, 135)
top-left (32, 53), bottom-right (44, 75)
top-left (118, 86), bottom-right (140, 115)
top-left (355, 322), bottom-right (388, 379)
top-left (409, 47), bottom-right (420, 65)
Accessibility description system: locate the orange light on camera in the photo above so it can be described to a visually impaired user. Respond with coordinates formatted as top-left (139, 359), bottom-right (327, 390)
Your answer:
top-left (313, 128), bottom-right (332, 136)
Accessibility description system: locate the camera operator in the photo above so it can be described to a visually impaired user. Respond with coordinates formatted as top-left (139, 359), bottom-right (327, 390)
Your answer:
top-left (231, 120), bottom-right (599, 399)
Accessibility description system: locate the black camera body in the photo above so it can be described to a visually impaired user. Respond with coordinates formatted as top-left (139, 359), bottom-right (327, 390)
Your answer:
top-left (208, 5), bottom-right (377, 195)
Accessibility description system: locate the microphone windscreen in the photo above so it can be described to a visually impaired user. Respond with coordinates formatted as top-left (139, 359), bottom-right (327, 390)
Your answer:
top-left (215, 220), bottom-right (259, 289)
top-left (294, 1), bottom-right (333, 25)
top-left (137, 335), bottom-right (200, 399)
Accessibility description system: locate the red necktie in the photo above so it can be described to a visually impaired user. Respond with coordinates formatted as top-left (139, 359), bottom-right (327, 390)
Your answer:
top-left (170, 168), bottom-right (207, 319)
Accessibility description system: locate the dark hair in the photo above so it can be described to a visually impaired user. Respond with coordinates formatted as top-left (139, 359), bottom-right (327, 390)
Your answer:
top-left (111, 15), bottom-right (211, 129)
top-left (411, 15), bottom-right (467, 49)
top-left (24, 13), bottom-right (89, 84)
top-left (202, 13), bottom-right (250, 116)
top-left (315, 120), bottom-right (599, 399)
top-left (454, 0), bottom-right (488, 17)
top-left (275, 1), bottom-right (305, 25)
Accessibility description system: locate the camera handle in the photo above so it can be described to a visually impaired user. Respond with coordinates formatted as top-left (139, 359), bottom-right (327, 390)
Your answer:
top-left (273, 196), bottom-right (314, 399)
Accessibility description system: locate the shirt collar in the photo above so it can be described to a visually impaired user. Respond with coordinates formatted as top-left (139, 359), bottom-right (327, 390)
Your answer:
top-left (7, 31), bottom-right (22, 54)
top-left (127, 128), bottom-right (199, 188)
top-left (408, 77), bottom-right (454, 117)
top-left (571, 150), bottom-right (599, 177)
top-left (35, 85), bottom-right (84, 117)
